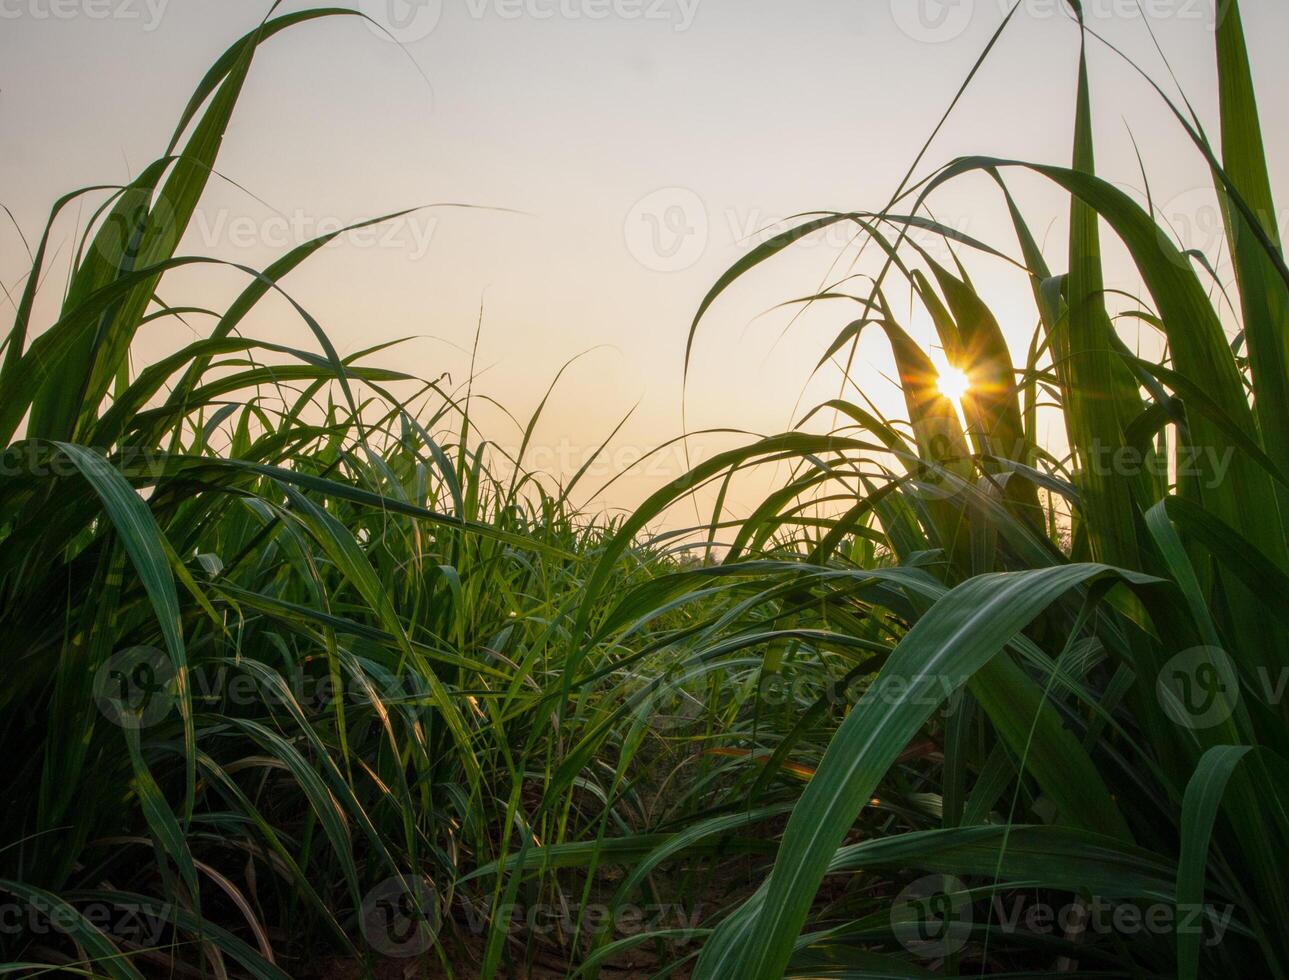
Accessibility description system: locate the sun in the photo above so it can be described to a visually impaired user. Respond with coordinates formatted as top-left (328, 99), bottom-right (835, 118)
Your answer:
top-left (937, 365), bottom-right (971, 402)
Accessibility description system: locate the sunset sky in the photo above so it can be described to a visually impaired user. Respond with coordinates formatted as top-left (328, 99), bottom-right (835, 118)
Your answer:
top-left (4, 0), bottom-right (1286, 519)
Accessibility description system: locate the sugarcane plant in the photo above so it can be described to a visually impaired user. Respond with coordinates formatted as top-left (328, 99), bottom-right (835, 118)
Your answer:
top-left (561, 1), bottom-right (1289, 977)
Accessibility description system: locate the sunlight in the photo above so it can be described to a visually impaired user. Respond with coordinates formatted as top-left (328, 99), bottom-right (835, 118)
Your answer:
top-left (937, 365), bottom-right (971, 402)
top-left (12, 5), bottom-right (1283, 976)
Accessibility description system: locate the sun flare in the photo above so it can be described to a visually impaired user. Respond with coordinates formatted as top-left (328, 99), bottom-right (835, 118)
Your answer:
top-left (937, 365), bottom-right (971, 402)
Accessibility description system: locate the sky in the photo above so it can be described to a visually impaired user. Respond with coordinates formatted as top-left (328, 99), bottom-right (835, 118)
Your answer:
top-left (3, 0), bottom-right (1287, 523)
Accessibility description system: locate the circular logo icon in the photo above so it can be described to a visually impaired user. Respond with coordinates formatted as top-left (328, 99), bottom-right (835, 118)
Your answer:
top-left (93, 194), bottom-right (175, 270)
top-left (889, 0), bottom-right (974, 44)
top-left (902, 430), bottom-right (969, 504)
top-left (93, 647), bottom-right (177, 729)
top-left (1157, 646), bottom-right (1240, 730)
top-left (905, 461), bottom-right (963, 503)
top-left (638, 668), bottom-right (705, 732)
top-left (1156, 187), bottom-right (1228, 269)
top-left (624, 187), bottom-right (708, 272)
top-left (891, 874), bottom-right (972, 958)
top-left (361, 875), bottom-right (441, 957)
top-left (359, 0), bottom-right (443, 43)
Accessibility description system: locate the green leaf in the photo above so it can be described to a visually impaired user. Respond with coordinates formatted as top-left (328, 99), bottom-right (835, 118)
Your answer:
top-left (695, 563), bottom-right (1155, 980)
